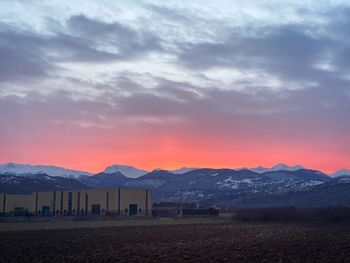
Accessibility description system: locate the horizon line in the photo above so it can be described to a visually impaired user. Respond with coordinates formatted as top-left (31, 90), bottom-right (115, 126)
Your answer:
top-left (1, 161), bottom-right (349, 175)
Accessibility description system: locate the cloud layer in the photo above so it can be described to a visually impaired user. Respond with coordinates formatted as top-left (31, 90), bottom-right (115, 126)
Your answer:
top-left (0, 0), bottom-right (349, 173)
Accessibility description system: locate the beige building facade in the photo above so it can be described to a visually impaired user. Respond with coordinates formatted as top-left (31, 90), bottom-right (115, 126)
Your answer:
top-left (0, 188), bottom-right (152, 217)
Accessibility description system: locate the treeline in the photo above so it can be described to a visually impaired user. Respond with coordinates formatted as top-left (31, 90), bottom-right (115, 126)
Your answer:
top-left (233, 206), bottom-right (350, 222)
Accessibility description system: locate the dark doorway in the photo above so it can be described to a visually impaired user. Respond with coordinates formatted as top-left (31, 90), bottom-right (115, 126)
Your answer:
top-left (14, 207), bottom-right (24, 216)
top-left (42, 206), bottom-right (50, 216)
top-left (129, 204), bottom-right (138, 216)
top-left (91, 204), bottom-right (100, 215)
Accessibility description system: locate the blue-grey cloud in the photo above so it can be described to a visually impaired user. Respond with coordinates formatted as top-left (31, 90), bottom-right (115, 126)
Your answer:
top-left (177, 25), bottom-right (333, 82)
top-left (65, 15), bottom-right (163, 60)
top-left (0, 1), bottom-right (350, 151)
top-left (0, 30), bottom-right (54, 82)
top-left (0, 14), bottom-right (163, 83)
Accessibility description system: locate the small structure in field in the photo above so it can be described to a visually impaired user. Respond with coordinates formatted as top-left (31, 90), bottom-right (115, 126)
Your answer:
top-left (152, 202), bottom-right (219, 217)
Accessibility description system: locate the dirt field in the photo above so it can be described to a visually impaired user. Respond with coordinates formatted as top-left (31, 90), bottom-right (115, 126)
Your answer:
top-left (1, 222), bottom-right (350, 262)
top-left (0, 217), bottom-right (222, 232)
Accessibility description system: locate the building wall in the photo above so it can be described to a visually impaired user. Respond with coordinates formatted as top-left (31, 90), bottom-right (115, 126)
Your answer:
top-left (0, 188), bottom-right (151, 217)
top-left (2, 193), bottom-right (36, 214)
top-left (85, 188), bottom-right (108, 214)
top-left (54, 191), bottom-right (63, 215)
top-left (37, 191), bottom-right (55, 215)
top-left (79, 188), bottom-right (119, 215)
top-left (107, 189), bottom-right (118, 214)
top-left (120, 188), bottom-right (152, 216)
top-left (73, 191), bottom-right (82, 215)
top-left (62, 191), bottom-right (69, 215)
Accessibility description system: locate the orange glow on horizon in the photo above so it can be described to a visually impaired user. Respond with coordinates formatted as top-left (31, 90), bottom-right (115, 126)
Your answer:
top-left (1, 119), bottom-right (349, 175)
top-left (1, 136), bottom-right (348, 175)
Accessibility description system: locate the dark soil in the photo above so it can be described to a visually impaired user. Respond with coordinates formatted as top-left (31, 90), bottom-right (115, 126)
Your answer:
top-left (0, 222), bottom-right (350, 262)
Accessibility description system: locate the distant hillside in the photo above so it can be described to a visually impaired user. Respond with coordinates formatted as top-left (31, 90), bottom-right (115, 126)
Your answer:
top-left (0, 173), bottom-right (86, 194)
top-left (79, 172), bottom-right (129, 188)
top-left (2, 165), bottom-right (350, 208)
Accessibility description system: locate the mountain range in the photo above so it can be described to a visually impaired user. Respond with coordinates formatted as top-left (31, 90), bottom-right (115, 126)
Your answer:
top-left (0, 163), bottom-right (93, 178)
top-left (1, 162), bottom-right (350, 207)
top-left (1, 162), bottom-right (349, 178)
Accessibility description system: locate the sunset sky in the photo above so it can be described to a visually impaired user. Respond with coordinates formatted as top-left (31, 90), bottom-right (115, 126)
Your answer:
top-left (0, 0), bottom-right (349, 173)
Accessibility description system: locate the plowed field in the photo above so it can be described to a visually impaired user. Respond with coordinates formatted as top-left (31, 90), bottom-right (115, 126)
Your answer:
top-left (1, 222), bottom-right (349, 262)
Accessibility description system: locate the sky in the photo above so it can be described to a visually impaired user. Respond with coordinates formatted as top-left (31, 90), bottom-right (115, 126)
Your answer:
top-left (0, 0), bottom-right (349, 173)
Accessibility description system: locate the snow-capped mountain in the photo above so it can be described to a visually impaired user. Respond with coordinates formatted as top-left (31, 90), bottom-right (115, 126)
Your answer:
top-left (331, 169), bottom-right (350, 177)
top-left (2, 162), bottom-right (350, 207)
top-left (166, 164), bottom-right (305, 175)
top-left (103, 165), bottom-right (148, 178)
top-left (122, 168), bottom-right (331, 199)
top-left (270, 163), bottom-right (305, 172)
top-left (238, 163), bottom-right (305, 173)
top-left (245, 166), bottom-right (270, 173)
top-left (168, 167), bottom-right (199, 174)
top-left (0, 163), bottom-right (92, 178)
top-left (133, 168), bottom-right (333, 204)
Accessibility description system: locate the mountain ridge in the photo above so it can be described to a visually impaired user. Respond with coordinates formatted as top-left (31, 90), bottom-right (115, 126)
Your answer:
top-left (1, 162), bottom-right (348, 179)
top-left (1, 167), bottom-right (350, 207)
top-left (0, 163), bottom-right (93, 178)
top-left (103, 164), bottom-right (148, 178)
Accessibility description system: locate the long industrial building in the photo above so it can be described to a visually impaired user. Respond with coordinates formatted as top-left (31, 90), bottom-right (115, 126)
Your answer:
top-left (0, 188), bottom-right (151, 217)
